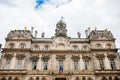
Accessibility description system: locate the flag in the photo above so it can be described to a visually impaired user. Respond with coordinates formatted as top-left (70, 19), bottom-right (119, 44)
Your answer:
top-left (59, 65), bottom-right (63, 73)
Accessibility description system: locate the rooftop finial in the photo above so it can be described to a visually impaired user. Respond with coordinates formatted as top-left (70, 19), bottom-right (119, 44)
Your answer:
top-left (105, 28), bottom-right (108, 32)
top-left (94, 26), bottom-right (97, 31)
top-left (24, 26), bottom-right (27, 30)
top-left (61, 16), bottom-right (64, 21)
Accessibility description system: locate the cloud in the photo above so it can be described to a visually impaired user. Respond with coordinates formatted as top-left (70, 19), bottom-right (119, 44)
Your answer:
top-left (35, 0), bottom-right (72, 8)
top-left (0, 0), bottom-right (120, 48)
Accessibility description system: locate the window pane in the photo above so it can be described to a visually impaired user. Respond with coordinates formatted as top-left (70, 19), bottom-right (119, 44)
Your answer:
top-left (74, 60), bottom-right (78, 70)
top-left (16, 59), bottom-right (22, 69)
top-left (5, 59), bottom-right (10, 69)
top-left (84, 60), bottom-right (89, 70)
top-left (110, 59), bottom-right (116, 70)
top-left (32, 60), bottom-right (37, 70)
top-left (8, 77), bottom-right (12, 80)
top-left (99, 59), bottom-right (104, 70)
top-left (43, 60), bottom-right (48, 70)
top-left (82, 77), bottom-right (86, 80)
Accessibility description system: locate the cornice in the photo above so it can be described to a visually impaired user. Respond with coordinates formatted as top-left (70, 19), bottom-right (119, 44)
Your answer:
top-left (2, 48), bottom-right (30, 52)
top-left (30, 50), bottom-right (91, 53)
top-left (6, 38), bottom-right (31, 41)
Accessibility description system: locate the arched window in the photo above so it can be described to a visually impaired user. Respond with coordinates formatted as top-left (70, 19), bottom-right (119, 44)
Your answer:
top-left (8, 77), bottom-right (12, 80)
top-left (1, 77), bottom-right (6, 80)
top-left (82, 77), bottom-right (86, 80)
top-left (96, 44), bottom-right (102, 49)
top-left (114, 76), bottom-right (119, 80)
top-left (72, 45), bottom-right (78, 50)
top-left (82, 45), bottom-right (88, 51)
top-left (36, 77), bottom-right (39, 80)
top-left (28, 77), bottom-right (34, 80)
top-left (101, 76), bottom-right (107, 80)
top-left (8, 43), bottom-right (15, 48)
top-left (44, 45), bottom-right (49, 51)
top-left (34, 45), bottom-right (39, 50)
top-left (106, 44), bottom-right (112, 49)
top-left (88, 77), bottom-right (93, 80)
top-left (14, 77), bottom-right (19, 80)
top-left (19, 43), bottom-right (26, 49)
top-left (109, 76), bottom-right (112, 80)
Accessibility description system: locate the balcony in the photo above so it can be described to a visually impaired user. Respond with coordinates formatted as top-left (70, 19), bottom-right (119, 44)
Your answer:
top-left (0, 69), bottom-right (27, 75)
top-left (27, 69), bottom-right (94, 75)
top-left (94, 69), bottom-right (120, 74)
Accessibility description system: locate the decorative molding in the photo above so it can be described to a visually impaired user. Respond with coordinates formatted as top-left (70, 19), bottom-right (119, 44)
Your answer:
top-left (107, 54), bottom-right (116, 58)
top-left (4, 53), bottom-right (13, 59)
top-left (42, 55), bottom-right (50, 59)
top-left (82, 55), bottom-right (91, 59)
top-left (56, 55), bottom-right (65, 59)
top-left (71, 55), bottom-right (80, 59)
top-left (96, 54), bottom-right (105, 58)
top-left (16, 53), bottom-right (25, 59)
top-left (30, 54), bottom-right (39, 59)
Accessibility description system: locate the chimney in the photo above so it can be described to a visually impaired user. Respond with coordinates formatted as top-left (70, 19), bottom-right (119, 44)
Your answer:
top-left (85, 30), bottom-right (88, 38)
top-left (31, 27), bottom-right (34, 35)
top-left (88, 27), bottom-right (90, 36)
top-left (0, 44), bottom-right (2, 52)
top-left (35, 30), bottom-right (38, 38)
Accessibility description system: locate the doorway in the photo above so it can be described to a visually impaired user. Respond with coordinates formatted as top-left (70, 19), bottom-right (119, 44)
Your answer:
top-left (55, 78), bottom-right (66, 80)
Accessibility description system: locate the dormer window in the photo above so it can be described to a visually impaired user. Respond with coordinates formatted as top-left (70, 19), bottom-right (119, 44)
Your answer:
top-left (106, 44), bottom-right (112, 49)
top-left (96, 44), bottom-right (102, 49)
top-left (34, 45), bottom-right (39, 50)
top-left (82, 45), bottom-right (88, 51)
top-left (19, 43), bottom-right (26, 49)
top-left (8, 43), bottom-right (15, 48)
top-left (44, 45), bottom-right (49, 51)
top-left (72, 45), bottom-right (78, 50)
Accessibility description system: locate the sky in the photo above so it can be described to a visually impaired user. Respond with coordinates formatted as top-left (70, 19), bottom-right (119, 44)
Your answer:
top-left (0, 0), bottom-right (120, 48)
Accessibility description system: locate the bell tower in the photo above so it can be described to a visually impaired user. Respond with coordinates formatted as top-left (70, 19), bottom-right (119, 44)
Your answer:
top-left (55, 19), bottom-right (67, 37)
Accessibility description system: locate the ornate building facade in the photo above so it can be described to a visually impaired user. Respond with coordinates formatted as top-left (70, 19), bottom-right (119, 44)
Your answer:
top-left (0, 20), bottom-right (120, 80)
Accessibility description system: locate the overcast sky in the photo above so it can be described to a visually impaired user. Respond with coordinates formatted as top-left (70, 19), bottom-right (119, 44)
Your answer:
top-left (0, 0), bottom-right (120, 48)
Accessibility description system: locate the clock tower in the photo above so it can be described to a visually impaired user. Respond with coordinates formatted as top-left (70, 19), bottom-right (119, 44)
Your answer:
top-left (55, 19), bottom-right (67, 37)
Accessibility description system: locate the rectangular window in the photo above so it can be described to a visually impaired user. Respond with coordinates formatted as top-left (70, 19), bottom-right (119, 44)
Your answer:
top-left (5, 59), bottom-right (10, 69)
top-left (43, 60), bottom-right (48, 70)
top-left (110, 59), bottom-right (116, 70)
top-left (84, 60), bottom-right (89, 70)
top-left (59, 60), bottom-right (63, 66)
top-left (32, 60), bottom-right (37, 70)
top-left (74, 60), bottom-right (78, 70)
top-left (16, 59), bottom-right (22, 69)
top-left (99, 59), bottom-right (104, 70)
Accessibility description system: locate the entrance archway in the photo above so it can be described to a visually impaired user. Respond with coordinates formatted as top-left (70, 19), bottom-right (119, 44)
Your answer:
top-left (55, 78), bottom-right (66, 80)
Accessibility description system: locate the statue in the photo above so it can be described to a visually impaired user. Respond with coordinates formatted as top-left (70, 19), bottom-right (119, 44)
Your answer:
top-left (42, 31), bottom-right (45, 38)
top-left (77, 32), bottom-right (81, 38)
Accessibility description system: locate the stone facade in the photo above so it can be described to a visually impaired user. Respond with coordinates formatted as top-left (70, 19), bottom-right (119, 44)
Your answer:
top-left (0, 20), bottom-right (120, 80)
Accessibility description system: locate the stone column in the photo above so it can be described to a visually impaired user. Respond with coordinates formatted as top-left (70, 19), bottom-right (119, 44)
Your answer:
top-left (10, 53), bottom-right (16, 69)
top-left (104, 53), bottom-right (111, 69)
top-left (66, 55), bottom-right (71, 70)
top-left (37, 55), bottom-right (41, 69)
top-left (0, 58), bottom-right (6, 69)
top-left (80, 55), bottom-right (84, 69)
top-left (22, 58), bottom-right (25, 69)
top-left (37, 55), bottom-right (42, 70)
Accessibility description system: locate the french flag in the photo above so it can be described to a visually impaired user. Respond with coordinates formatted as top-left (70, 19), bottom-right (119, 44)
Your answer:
top-left (59, 65), bottom-right (63, 73)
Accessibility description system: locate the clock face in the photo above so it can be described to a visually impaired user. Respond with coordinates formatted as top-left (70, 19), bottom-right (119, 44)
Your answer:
top-left (59, 30), bottom-right (63, 34)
